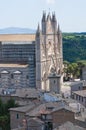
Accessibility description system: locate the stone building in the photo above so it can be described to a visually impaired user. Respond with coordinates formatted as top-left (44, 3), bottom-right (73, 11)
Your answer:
top-left (82, 66), bottom-right (86, 80)
top-left (36, 12), bottom-right (63, 90)
top-left (69, 81), bottom-right (84, 96)
top-left (27, 118), bottom-right (44, 130)
top-left (51, 106), bottom-right (75, 128)
top-left (0, 64), bottom-right (29, 88)
top-left (72, 90), bottom-right (86, 107)
top-left (9, 104), bottom-right (35, 129)
top-left (0, 88), bottom-right (41, 105)
top-left (48, 73), bottom-right (61, 93)
top-left (9, 102), bottom-right (78, 130)
top-left (57, 121), bottom-right (85, 130)
top-left (0, 40), bottom-right (35, 88)
top-left (0, 12), bottom-right (63, 90)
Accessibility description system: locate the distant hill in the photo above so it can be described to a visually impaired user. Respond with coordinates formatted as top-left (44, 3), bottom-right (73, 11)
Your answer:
top-left (63, 33), bottom-right (86, 62)
top-left (0, 27), bottom-right (36, 34)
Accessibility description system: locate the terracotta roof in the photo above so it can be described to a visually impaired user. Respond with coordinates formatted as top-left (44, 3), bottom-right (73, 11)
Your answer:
top-left (73, 90), bottom-right (86, 97)
top-left (58, 121), bottom-right (85, 130)
top-left (26, 101), bottom-right (64, 117)
top-left (26, 104), bottom-right (46, 117)
top-left (0, 34), bottom-right (35, 42)
top-left (0, 63), bottom-right (28, 68)
top-left (27, 118), bottom-right (44, 126)
top-left (11, 88), bottom-right (40, 98)
top-left (52, 105), bottom-right (79, 113)
top-left (9, 104), bottom-right (35, 113)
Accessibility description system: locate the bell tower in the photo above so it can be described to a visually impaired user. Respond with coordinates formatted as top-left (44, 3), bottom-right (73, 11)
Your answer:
top-left (36, 12), bottom-right (63, 91)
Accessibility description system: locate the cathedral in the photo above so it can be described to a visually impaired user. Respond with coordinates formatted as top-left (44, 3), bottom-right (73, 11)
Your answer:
top-left (36, 12), bottom-right (63, 91)
top-left (0, 12), bottom-right (63, 92)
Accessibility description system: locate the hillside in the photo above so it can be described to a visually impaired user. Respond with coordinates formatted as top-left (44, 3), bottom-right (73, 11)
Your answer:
top-left (0, 27), bottom-right (36, 34)
top-left (63, 33), bottom-right (86, 62)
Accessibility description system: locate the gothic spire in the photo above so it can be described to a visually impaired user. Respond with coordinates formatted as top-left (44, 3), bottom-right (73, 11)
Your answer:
top-left (47, 12), bottom-right (51, 21)
top-left (37, 23), bottom-right (40, 31)
top-left (57, 23), bottom-right (62, 44)
top-left (36, 23), bottom-right (40, 37)
top-left (52, 12), bottom-right (57, 22)
top-left (42, 11), bottom-right (46, 22)
top-left (57, 24), bottom-right (61, 33)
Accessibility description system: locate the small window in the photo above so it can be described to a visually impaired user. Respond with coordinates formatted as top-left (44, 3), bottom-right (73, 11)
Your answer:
top-left (79, 86), bottom-right (80, 90)
top-left (76, 95), bottom-right (78, 100)
top-left (42, 114), bottom-right (46, 120)
top-left (26, 75), bottom-right (29, 79)
top-left (79, 96), bottom-right (80, 101)
top-left (54, 80), bottom-right (56, 84)
top-left (16, 114), bottom-right (19, 119)
top-left (82, 97), bottom-right (83, 102)
top-left (11, 74), bottom-right (14, 79)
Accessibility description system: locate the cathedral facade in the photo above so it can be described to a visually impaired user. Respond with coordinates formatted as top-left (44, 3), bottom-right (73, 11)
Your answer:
top-left (0, 12), bottom-right (63, 91)
top-left (36, 12), bottom-right (63, 90)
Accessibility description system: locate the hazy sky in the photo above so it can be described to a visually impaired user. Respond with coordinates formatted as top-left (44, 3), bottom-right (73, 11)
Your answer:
top-left (0, 0), bottom-right (86, 32)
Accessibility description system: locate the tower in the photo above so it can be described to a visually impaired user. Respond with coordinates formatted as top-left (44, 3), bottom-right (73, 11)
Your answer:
top-left (36, 12), bottom-right (63, 91)
top-left (48, 73), bottom-right (61, 93)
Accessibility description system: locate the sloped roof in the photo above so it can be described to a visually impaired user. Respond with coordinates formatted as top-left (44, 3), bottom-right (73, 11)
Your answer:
top-left (52, 105), bottom-right (79, 113)
top-left (26, 102), bottom-right (65, 117)
top-left (9, 104), bottom-right (35, 113)
top-left (27, 118), bottom-right (44, 126)
top-left (0, 64), bottom-right (28, 68)
top-left (58, 121), bottom-right (85, 130)
top-left (73, 90), bottom-right (86, 97)
top-left (11, 88), bottom-right (40, 98)
top-left (0, 34), bottom-right (35, 42)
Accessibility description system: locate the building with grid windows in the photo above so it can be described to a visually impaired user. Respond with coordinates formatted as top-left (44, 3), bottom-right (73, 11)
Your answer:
top-left (0, 35), bottom-right (36, 88)
top-left (0, 12), bottom-right (63, 90)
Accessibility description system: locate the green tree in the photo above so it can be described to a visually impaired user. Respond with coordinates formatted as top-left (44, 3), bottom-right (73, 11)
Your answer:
top-left (63, 33), bottom-right (86, 62)
top-left (0, 98), bottom-right (19, 130)
top-left (71, 63), bottom-right (79, 78)
top-left (63, 62), bottom-right (80, 80)
top-left (77, 60), bottom-right (86, 78)
top-left (6, 99), bottom-right (18, 113)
